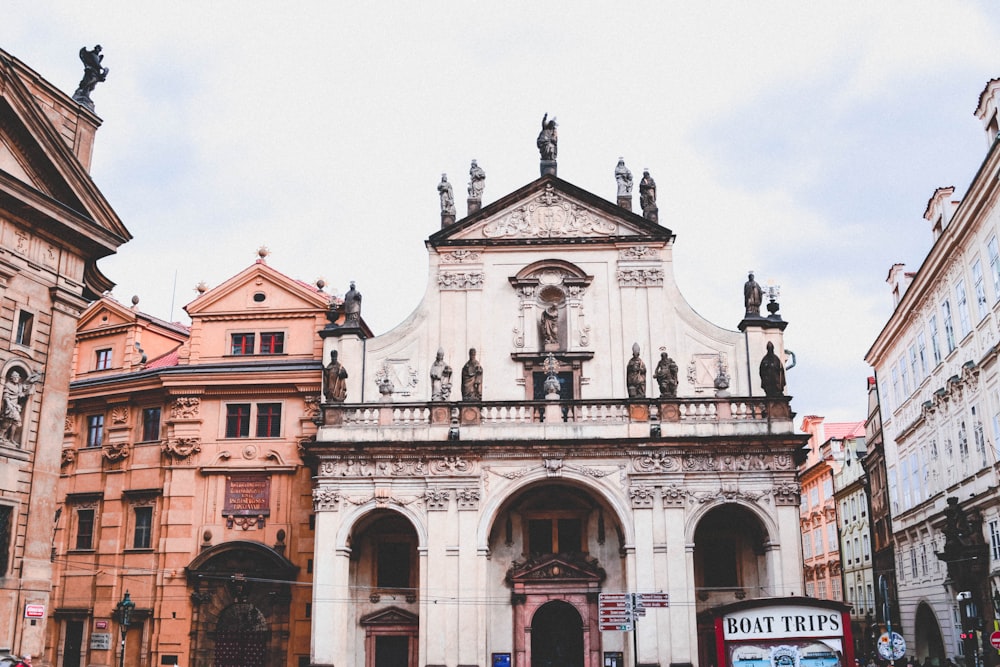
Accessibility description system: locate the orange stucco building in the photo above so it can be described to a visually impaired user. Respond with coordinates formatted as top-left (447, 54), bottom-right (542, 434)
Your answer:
top-left (47, 255), bottom-right (347, 667)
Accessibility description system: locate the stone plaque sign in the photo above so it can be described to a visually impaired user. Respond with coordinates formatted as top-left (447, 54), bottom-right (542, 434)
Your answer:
top-left (224, 474), bottom-right (271, 517)
top-left (90, 632), bottom-right (111, 650)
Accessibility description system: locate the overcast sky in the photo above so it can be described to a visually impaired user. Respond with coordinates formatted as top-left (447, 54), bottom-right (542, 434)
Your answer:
top-left (5, 2), bottom-right (1000, 423)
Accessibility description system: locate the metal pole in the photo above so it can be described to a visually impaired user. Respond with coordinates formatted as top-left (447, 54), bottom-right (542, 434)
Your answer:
top-left (632, 593), bottom-right (639, 667)
top-left (119, 627), bottom-right (126, 667)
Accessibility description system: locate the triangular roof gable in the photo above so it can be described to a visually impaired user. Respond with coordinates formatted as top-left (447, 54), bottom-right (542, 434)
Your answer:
top-left (184, 261), bottom-right (331, 316)
top-left (360, 606), bottom-right (419, 626)
top-left (76, 296), bottom-right (137, 334)
top-left (428, 174), bottom-right (672, 247)
top-left (507, 553), bottom-right (606, 584)
top-left (0, 52), bottom-right (131, 244)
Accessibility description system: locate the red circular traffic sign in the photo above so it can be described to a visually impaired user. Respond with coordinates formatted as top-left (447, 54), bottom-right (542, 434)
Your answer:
top-left (990, 630), bottom-right (1000, 650)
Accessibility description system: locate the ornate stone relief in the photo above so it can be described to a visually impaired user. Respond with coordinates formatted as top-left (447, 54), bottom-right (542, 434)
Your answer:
top-left (485, 460), bottom-right (618, 481)
top-left (64, 416), bottom-right (74, 434)
top-left (60, 448), bottom-right (76, 468)
top-left (170, 397), bottom-right (200, 419)
top-left (102, 441), bottom-right (130, 462)
top-left (633, 450), bottom-right (793, 473)
top-left (772, 481), bottom-right (801, 506)
top-left (438, 271), bottom-right (484, 290)
top-left (303, 396), bottom-right (320, 419)
top-left (630, 483), bottom-right (656, 508)
top-left (633, 451), bottom-right (680, 473)
top-left (373, 360), bottom-right (419, 397)
top-left (440, 250), bottom-right (482, 264)
top-left (482, 185), bottom-right (618, 239)
top-left (617, 268), bottom-right (664, 287)
top-left (162, 437), bottom-right (201, 461)
top-left (312, 486), bottom-right (341, 511)
top-left (111, 406), bottom-right (129, 425)
top-left (618, 246), bottom-right (659, 261)
top-left (456, 488), bottom-right (481, 510)
top-left (424, 488), bottom-right (450, 510)
top-left (318, 456), bottom-right (478, 478)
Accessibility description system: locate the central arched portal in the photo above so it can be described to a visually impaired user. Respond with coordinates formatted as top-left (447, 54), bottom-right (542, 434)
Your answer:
top-left (213, 602), bottom-right (268, 667)
top-left (531, 601), bottom-right (584, 667)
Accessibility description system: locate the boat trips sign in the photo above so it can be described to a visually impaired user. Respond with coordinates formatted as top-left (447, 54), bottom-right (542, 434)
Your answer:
top-left (714, 598), bottom-right (854, 667)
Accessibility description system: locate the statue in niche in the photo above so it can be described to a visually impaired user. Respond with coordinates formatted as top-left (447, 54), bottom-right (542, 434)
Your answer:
top-left (541, 304), bottom-right (559, 347)
top-left (759, 341), bottom-right (786, 397)
top-left (615, 158), bottom-right (633, 196)
top-left (639, 169), bottom-right (657, 215)
top-left (626, 343), bottom-right (646, 398)
top-left (537, 113), bottom-right (558, 161)
top-left (343, 281), bottom-right (362, 326)
top-left (72, 45), bottom-right (109, 110)
top-left (468, 160), bottom-right (486, 200)
top-left (437, 174), bottom-right (455, 215)
top-left (0, 369), bottom-right (39, 445)
top-left (744, 271), bottom-right (763, 317)
top-left (430, 348), bottom-right (453, 401)
top-left (324, 350), bottom-right (349, 402)
top-left (461, 348), bottom-right (483, 401)
top-left (654, 352), bottom-right (679, 398)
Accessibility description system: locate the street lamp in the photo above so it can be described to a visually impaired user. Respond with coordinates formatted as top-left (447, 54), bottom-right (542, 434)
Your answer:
top-left (114, 591), bottom-right (135, 667)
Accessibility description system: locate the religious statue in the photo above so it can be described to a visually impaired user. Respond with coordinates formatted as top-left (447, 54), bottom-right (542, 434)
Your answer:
top-left (537, 113), bottom-right (558, 161)
top-left (343, 281), bottom-right (362, 327)
top-left (744, 272), bottom-right (763, 317)
top-left (639, 169), bottom-right (657, 218)
top-left (654, 352), bottom-right (679, 398)
top-left (468, 160), bottom-right (486, 200)
top-left (541, 304), bottom-right (559, 346)
top-left (615, 158), bottom-right (633, 197)
top-left (324, 350), bottom-right (349, 402)
top-left (759, 341), bottom-right (786, 397)
top-left (430, 348), bottom-right (453, 401)
top-left (72, 45), bottom-right (110, 111)
top-left (437, 174), bottom-right (455, 216)
top-left (626, 343), bottom-right (646, 398)
top-left (461, 348), bottom-right (483, 401)
top-left (0, 369), bottom-right (39, 445)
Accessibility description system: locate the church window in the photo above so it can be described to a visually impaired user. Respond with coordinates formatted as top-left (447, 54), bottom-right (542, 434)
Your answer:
top-left (376, 540), bottom-right (412, 588)
top-left (527, 517), bottom-right (583, 554)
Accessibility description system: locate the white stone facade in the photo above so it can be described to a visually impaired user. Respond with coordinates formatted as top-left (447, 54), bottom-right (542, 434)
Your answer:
top-left (308, 172), bottom-right (805, 667)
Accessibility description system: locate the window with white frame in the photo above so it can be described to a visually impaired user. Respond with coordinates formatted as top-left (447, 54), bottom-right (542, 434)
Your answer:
top-left (929, 315), bottom-right (942, 366)
top-left (891, 367), bottom-right (901, 407)
top-left (942, 299), bottom-right (956, 352)
top-left (863, 533), bottom-right (870, 560)
top-left (831, 577), bottom-right (841, 602)
top-left (917, 332), bottom-right (928, 376)
top-left (973, 259), bottom-right (988, 320)
top-left (920, 543), bottom-right (928, 575)
top-left (866, 583), bottom-right (874, 613)
top-left (827, 523), bottom-right (837, 552)
top-left (989, 235), bottom-right (1000, 298)
top-left (959, 422), bottom-right (969, 459)
top-left (900, 358), bottom-right (911, 397)
top-left (989, 518), bottom-right (1000, 562)
top-left (803, 532), bottom-right (813, 559)
top-left (814, 527), bottom-right (823, 554)
top-left (956, 280), bottom-right (971, 337)
top-left (909, 345), bottom-right (919, 386)
top-left (909, 452), bottom-right (921, 503)
top-left (901, 457), bottom-right (911, 509)
top-left (910, 548), bottom-right (918, 577)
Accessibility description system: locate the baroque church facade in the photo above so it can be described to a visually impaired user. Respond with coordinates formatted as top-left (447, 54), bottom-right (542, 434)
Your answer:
top-left (306, 140), bottom-right (807, 667)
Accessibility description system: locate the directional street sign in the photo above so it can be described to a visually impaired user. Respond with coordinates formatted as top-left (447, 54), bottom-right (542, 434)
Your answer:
top-left (638, 593), bottom-right (670, 608)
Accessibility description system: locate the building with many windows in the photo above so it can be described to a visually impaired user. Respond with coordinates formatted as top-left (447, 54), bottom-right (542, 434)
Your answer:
top-left (865, 79), bottom-right (1000, 666)
top-left (46, 256), bottom-right (350, 667)
top-left (306, 148), bottom-right (807, 667)
top-left (0, 48), bottom-right (131, 659)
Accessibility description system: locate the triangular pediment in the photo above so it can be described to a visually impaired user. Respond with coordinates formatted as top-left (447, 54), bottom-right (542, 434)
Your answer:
top-left (77, 297), bottom-right (136, 334)
top-left (429, 175), bottom-right (672, 247)
top-left (185, 261), bottom-right (330, 317)
top-left (506, 553), bottom-right (606, 584)
top-left (360, 606), bottom-right (419, 626)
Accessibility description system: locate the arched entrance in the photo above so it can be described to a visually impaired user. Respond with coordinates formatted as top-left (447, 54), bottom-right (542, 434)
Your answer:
top-left (186, 540), bottom-right (298, 667)
top-left (531, 601), bottom-right (584, 667)
top-left (214, 602), bottom-right (268, 666)
top-left (914, 602), bottom-right (946, 663)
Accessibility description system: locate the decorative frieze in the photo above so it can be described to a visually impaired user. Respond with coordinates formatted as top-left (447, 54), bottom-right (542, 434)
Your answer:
top-left (170, 397), bottom-right (201, 419)
top-left (318, 456), bottom-right (479, 478)
top-left (633, 450), bottom-right (794, 473)
top-left (616, 268), bottom-right (664, 287)
top-left (440, 250), bottom-right (482, 264)
top-left (482, 186), bottom-right (618, 239)
top-left (438, 271), bottom-right (484, 290)
top-left (633, 451), bottom-right (680, 473)
top-left (618, 245), bottom-right (659, 261)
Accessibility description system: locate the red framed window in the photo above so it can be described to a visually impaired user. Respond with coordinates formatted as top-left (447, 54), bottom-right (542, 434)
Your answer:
top-left (231, 333), bottom-right (255, 356)
top-left (256, 403), bottom-right (281, 437)
top-left (225, 404), bottom-right (251, 438)
top-left (95, 348), bottom-right (112, 370)
top-left (260, 332), bottom-right (285, 354)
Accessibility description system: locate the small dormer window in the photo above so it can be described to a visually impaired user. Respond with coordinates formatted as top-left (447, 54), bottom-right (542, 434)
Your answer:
top-left (260, 332), bottom-right (285, 354)
top-left (95, 348), bottom-right (112, 370)
top-left (231, 333), bottom-right (255, 356)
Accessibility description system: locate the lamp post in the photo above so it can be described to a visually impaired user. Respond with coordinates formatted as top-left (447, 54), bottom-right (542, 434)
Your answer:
top-left (115, 591), bottom-right (135, 667)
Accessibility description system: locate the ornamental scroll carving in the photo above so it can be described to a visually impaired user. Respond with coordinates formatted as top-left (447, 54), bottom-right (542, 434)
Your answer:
top-left (425, 488), bottom-right (450, 510)
top-left (111, 406), bottom-right (129, 425)
top-left (102, 441), bottom-right (130, 462)
top-left (619, 246), bottom-right (659, 261)
top-left (162, 437), bottom-right (201, 460)
top-left (633, 451), bottom-right (793, 473)
top-left (440, 250), bottom-right (482, 264)
top-left (438, 271), bottom-right (484, 290)
top-left (171, 397), bottom-right (200, 419)
top-left (482, 186), bottom-right (618, 239)
top-left (633, 451), bottom-right (680, 473)
top-left (772, 481), bottom-right (801, 506)
top-left (456, 488), bottom-right (481, 510)
top-left (630, 483), bottom-right (656, 508)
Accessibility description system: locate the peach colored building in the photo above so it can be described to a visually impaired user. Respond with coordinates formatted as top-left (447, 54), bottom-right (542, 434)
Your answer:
top-left (0, 48), bottom-right (130, 662)
top-left (47, 257), bottom-right (348, 667)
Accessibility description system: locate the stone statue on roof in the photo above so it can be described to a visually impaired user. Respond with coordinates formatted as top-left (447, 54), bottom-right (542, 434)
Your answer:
top-left (639, 169), bottom-right (657, 219)
top-left (615, 158), bottom-right (633, 197)
top-left (537, 113), bottom-right (558, 161)
top-left (343, 281), bottom-right (362, 327)
top-left (437, 174), bottom-right (456, 216)
top-left (72, 45), bottom-right (110, 111)
top-left (744, 272), bottom-right (762, 317)
top-left (759, 341), bottom-right (786, 397)
top-left (468, 160), bottom-right (485, 200)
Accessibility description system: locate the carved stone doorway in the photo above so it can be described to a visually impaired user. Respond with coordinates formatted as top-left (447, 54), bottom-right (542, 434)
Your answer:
top-left (361, 607), bottom-right (418, 667)
top-left (531, 600), bottom-right (584, 667)
top-left (213, 603), bottom-right (268, 667)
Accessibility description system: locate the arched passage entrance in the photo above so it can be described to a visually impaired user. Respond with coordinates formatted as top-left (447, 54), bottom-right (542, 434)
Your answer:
top-left (914, 602), bottom-right (946, 662)
top-left (531, 600), bottom-right (584, 667)
top-left (186, 540), bottom-right (298, 667)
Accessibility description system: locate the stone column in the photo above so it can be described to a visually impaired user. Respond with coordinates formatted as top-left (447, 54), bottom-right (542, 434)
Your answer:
top-left (311, 501), bottom-right (350, 666)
